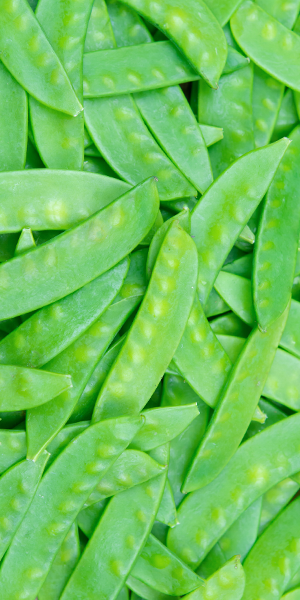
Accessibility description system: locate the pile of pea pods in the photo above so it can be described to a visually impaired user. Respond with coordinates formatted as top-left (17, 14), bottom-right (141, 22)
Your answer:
top-left (1, 0), bottom-right (300, 598)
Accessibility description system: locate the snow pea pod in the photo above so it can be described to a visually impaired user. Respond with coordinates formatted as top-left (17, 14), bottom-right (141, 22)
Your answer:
top-left (183, 306), bottom-right (289, 493)
top-left (107, 0), bottom-right (157, 47)
top-left (0, 415), bottom-right (142, 600)
top-left (83, 41), bottom-right (201, 97)
top-left (92, 221), bottom-right (198, 422)
top-left (0, 169), bottom-right (129, 232)
top-left (46, 421), bottom-right (89, 467)
top-left (0, 364), bottom-right (71, 411)
top-left (26, 293), bottom-right (142, 459)
top-left (198, 64), bottom-right (255, 178)
top-left (282, 590), bottom-right (300, 600)
top-left (254, 126), bottom-right (300, 329)
top-left (256, 0), bottom-right (300, 27)
top-left (272, 89), bottom-right (299, 140)
top-left (204, 0), bottom-right (244, 26)
top-left (200, 124), bottom-right (224, 147)
top-left (187, 556), bottom-right (245, 600)
top-left (85, 0), bottom-right (116, 52)
top-left (222, 253), bottom-right (253, 279)
top-left (252, 66), bottom-right (284, 148)
top-left (128, 578), bottom-right (175, 600)
top-left (60, 474), bottom-right (167, 600)
top-left (260, 477), bottom-right (299, 534)
top-left (231, 1), bottom-right (300, 92)
top-left (84, 450), bottom-right (167, 507)
top-left (39, 523), bottom-right (80, 600)
top-left (0, 429), bottom-right (26, 473)
top-left (129, 405), bottom-right (199, 451)
top-left (117, 0), bottom-right (227, 87)
top-left (134, 86), bottom-right (213, 194)
top-left (15, 228), bottom-right (35, 255)
top-left (0, 451), bottom-right (48, 561)
top-left (0, 258), bottom-right (128, 368)
top-left (85, 95), bottom-right (195, 201)
top-left (0, 0), bottom-right (82, 116)
top-left (146, 209), bottom-right (190, 278)
top-left (167, 411), bottom-right (300, 569)
top-left (243, 496), bottom-right (300, 600)
top-left (131, 534), bottom-right (203, 595)
top-left (0, 63), bottom-right (27, 171)
top-left (191, 138), bottom-right (289, 306)
top-left (210, 312), bottom-right (251, 337)
top-left (0, 178), bottom-right (158, 320)
top-left (156, 480), bottom-right (177, 527)
top-left (29, 0), bottom-right (94, 170)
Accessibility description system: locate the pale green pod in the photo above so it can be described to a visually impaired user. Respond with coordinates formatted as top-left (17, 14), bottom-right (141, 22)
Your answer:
top-left (186, 556), bottom-right (245, 600)
top-left (260, 477), bottom-right (299, 534)
top-left (156, 480), bottom-right (177, 527)
top-left (204, 0), bottom-right (245, 25)
top-left (282, 589), bottom-right (300, 600)
top-left (272, 89), bottom-right (298, 140)
top-left (38, 523), bottom-right (80, 600)
top-left (146, 209), bottom-right (190, 279)
top-left (0, 0), bottom-right (82, 116)
top-left (0, 62), bottom-right (27, 171)
top-left (252, 65), bottom-right (284, 148)
top-left (85, 0), bottom-right (116, 52)
top-left (167, 412), bottom-right (300, 569)
top-left (15, 228), bottom-right (36, 255)
top-left (92, 221), bottom-right (198, 422)
top-left (129, 405), bottom-right (199, 451)
top-left (0, 429), bottom-right (27, 473)
top-left (128, 577), bottom-right (176, 600)
top-left (107, 0), bottom-right (152, 46)
top-left (199, 124), bottom-right (224, 147)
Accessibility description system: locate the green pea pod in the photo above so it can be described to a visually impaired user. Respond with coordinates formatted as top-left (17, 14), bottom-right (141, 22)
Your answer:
top-left (282, 299), bottom-right (300, 357)
top-left (0, 415), bottom-right (142, 600)
top-left (243, 496), bottom-right (300, 599)
top-left (128, 578), bottom-right (176, 600)
top-left (199, 498), bottom-right (262, 578)
top-left (156, 480), bottom-right (177, 527)
top-left (167, 411), bottom-right (300, 569)
top-left (85, 95), bottom-right (196, 201)
top-left (254, 126), bottom-right (300, 329)
top-left (92, 221), bottom-right (198, 422)
top-left (26, 292), bottom-right (142, 459)
top-left (198, 64), bottom-right (255, 178)
top-left (146, 209), bottom-right (190, 278)
top-left (60, 475), bottom-right (167, 600)
top-left (161, 374), bottom-right (210, 506)
top-left (38, 523), bottom-right (80, 600)
top-left (186, 556), bottom-right (245, 600)
top-left (135, 86), bottom-right (212, 194)
top-left (84, 449), bottom-right (167, 507)
top-left (83, 41), bottom-right (201, 97)
top-left (260, 477), bottom-right (299, 534)
top-left (117, 0), bottom-right (227, 87)
top-left (282, 589), bottom-right (300, 599)
top-left (15, 228), bottom-right (36, 255)
top-left (0, 63), bottom-right (27, 171)
top-left (200, 124), bottom-right (224, 147)
top-left (85, 0), bottom-right (116, 51)
top-left (182, 306), bottom-right (289, 493)
top-left (210, 312), bottom-right (251, 337)
top-left (0, 429), bottom-right (27, 473)
top-left (131, 534), bottom-right (203, 595)
top-left (129, 405), bottom-right (199, 451)
top-left (29, 0), bottom-right (94, 170)
top-left (0, 364), bottom-right (72, 411)
top-left (0, 450), bottom-right (48, 560)
top-left (0, 178), bottom-right (159, 320)
top-left (204, 0), bottom-right (244, 26)
top-left (272, 89), bottom-right (299, 140)
top-left (0, 169), bottom-right (130, 232)
top-left (0, 0), bottom-right (82, 116)
top-left (222, 253), bottom-right (253, 279)
top-left (245, 397), bottom-right (286, 440)
top-left (46, 421), bottom-right (89, 467)
top-left (204, 288), bottom-right (230, 318)
top-left (191, 138), bottom-right (289, 306)
top-left (107, 0), bottom-right (152, 46)
top-left (253, 66), bottom-right (284, 148)
top-left (231, 1), bottom-right (300, 92)
top-left (77, 499), bottom-right (108, 538)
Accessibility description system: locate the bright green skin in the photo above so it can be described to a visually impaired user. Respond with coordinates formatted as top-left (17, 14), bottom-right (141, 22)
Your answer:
top-left (256, 0), bottom-right (300, 27)
top-left (0, 178), bottom-right (159, 320)
top-left (84, 449), bottom-right (166, 507)
top-left (0, 416), bottom-right (142, 600)
top-left (204, 0), bottom-right (244, 25)
top-left (0, 169), bottom-right (129, 232)
top-left (199, 499), bottom-right (262, 578)
top-left (191, 138), bottom-right (289, 305)
top-left (245, 397), bottom-right (286, 440)
top-left (0, 62), bottom-right (27, 171)
top-left (183, 308), bottom-right (288, 493)
top-left (46, 421), bottom-right (89, 467)
top-left (85, 0), bottom-right (116, 52)
top-left (146, 209), bottom-right (190, 278)
top-left (140, 212), bottom-right (164, 246)
top-left (38, 523), bottom-right (80, 600)
top-left (131, 534), bottom-right (203, 595)
top-left (107, 0), bottom-right (156, 47)
top-left (0, 450), bottom-right (48, 560)
top-left (210, 312), bottom-right (251, 337)
top-left (243, 496), bottom-right (300, 600)
top-left (118, 0), bottom-right (227, 87)
top-left (282, 590), bottom-right (300, 600)
top-left (128, 578), bottom-right (176, 600)
top-left (77, 498), bottom-right (108, 538)
top-left (204, 288), bottom-right (230, 318)
top-left (60, 475), bottom-right (167, 600)
top-left (167, 411), bottom-right (300, 569)
top-left (26, 293), bottom-right (142, 459)
top-left (0, 0), bottom-right (82, 116)
top-left (15, 228), bottom-right (36, 255)
top-left (260, 477), bottom-right (299, 535)
top-left (135, 86), bottom-right (213, 194)
top-left (92, 222), bottom-right (198, 422)
top-left (83, 156), bottom-right (119, 178)
top-left (156, 479), bottom-right (177, 527)
top-left (85, 96), bottom-right (195, 201)
top-left (272, 89), bottom-right (299, 140)
top-left (231, 1), bottom-right (300, 92)
top-left (252, 66), bottom-right (284, 148)
top-left (29, 0), bottom-right (94, 170)
top-left (198, 64), bottom-right (254, 178)
top-left (0, 363), bottom-right (72, 411)
top-left (83, 41), bottom-right (201, 97)
top-left (129, 405), bottom-right (199, 452)
top-left (223, 254), bottom-right (253, 279)
top-left (188, 557), bottom-right (245, 600)
top-left (161, 374), bottom-right (210, 506)
top-left (200, 124), bottom-right (224, 147)
top-left (0, 429), bottom-right (27, 473)
top-left (254, 126), bottom-right (300, 329)
top-left (0, 259), bottom-right (128, 368)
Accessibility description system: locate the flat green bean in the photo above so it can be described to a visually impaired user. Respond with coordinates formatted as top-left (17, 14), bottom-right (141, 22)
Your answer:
top-left (0, 62), bottom-right (27, 171)
top-left (272, 89), bottom-right (299, 140)
top-left (38, 523), bottom-right (80, 600)
top-left (186, 556), bottom-right (245, 600)
top-left (260, 477), bottom-right (299, 534)
top-left (156, 480), bottom-right (177, 527)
